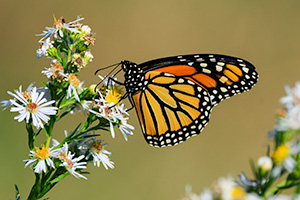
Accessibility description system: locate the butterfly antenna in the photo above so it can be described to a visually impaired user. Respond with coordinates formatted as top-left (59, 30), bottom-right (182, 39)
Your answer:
top-left (94, 62), bottom-right (122, 90)
top-left (94, 62), bottom-right (121, 75)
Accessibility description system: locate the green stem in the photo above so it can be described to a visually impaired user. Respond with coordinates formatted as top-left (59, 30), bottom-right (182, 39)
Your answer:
top-left (265, 179), bottom-right (298, 197)
top-left (265, 179), bottom-right (286, 197)
top-left (45, 135), bottom-right (51, 148)
top-left (59, 99), bottom-right (77, 109)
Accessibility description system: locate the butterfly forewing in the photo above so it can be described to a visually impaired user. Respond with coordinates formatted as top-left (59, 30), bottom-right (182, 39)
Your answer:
top-left (139, 54), bottom-right (258, 106)
top-left (132, 71), bottom-right (212, 147)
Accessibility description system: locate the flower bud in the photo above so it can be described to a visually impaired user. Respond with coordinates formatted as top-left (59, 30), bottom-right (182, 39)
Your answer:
top-left (258, 156), bottom-right (273, 175)
top-left (88, 84), bottom-right (98, 96)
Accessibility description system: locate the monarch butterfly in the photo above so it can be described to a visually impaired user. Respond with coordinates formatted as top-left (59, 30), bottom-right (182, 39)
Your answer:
top-left (99, 54), bottom-right (258, 147)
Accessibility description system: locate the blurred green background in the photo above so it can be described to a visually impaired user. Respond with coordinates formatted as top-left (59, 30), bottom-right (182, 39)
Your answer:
top-left (1, 0), bottom-right (300, 199)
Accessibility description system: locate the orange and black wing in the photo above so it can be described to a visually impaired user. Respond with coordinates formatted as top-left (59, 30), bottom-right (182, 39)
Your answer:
top-left (132, 71), bottom-right (212, 147)
top-left (139, 54), bottom-right (258, 106)
top-left (129, 54), bottom-right (258, 147)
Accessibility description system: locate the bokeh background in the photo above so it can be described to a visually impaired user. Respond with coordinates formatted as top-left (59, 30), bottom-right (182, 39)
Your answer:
top-left (1, 0), bottom-right (300, 199)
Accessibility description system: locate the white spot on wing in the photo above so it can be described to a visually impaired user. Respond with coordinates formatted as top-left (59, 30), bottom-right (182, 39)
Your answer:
top-left (203, 68), bottom-right (211, 74)
top-left (200, 63), bottom-right (207, 67)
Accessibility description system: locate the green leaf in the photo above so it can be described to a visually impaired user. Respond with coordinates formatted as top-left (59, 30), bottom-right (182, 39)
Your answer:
top-left (15, 184), bottom-right (21, 200)
top-left (50, 171), bottom-right (69, 184)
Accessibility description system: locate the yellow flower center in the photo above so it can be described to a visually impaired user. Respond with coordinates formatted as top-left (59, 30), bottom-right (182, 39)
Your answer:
top-left (105, 89), bottom-right (122, 105)
top-left (90, 141), bottom-right (104, 153)
top-left (231, 186), bottom-right (246, 200)
top-left (272, 144), bottom-right (290, 163)
top-left (68, 74), bottom-right (79, 87)
top-left (27, 103), bottom-right (38, 113)
top-left (35, 145), bottom-right (51, 160)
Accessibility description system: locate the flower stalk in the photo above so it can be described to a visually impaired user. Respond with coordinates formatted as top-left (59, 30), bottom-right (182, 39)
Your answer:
top-left (1, 16), bottom-right (134, 200)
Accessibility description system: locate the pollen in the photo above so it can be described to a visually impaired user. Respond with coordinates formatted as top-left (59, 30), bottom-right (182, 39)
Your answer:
top-left (90, 141), bottom-right (104, 153)
top-left (27, 103), bottom-right (38, 113)
top-left (272, 144), bottom-right (290, 163)
top-left (35, 145), bottom-right (51, 160)
top-left (105, 89), bottom-right (122, 105)
top-left (53, 16), bottom-right (65, 28)
top-left (68, 74), bottom-right (80, 87)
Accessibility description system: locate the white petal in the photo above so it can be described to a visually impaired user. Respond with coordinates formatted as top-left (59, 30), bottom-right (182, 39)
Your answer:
top-left (7, 91), bottom-right (27, 105)
top-left (109, 121), bottom-right (115, 138)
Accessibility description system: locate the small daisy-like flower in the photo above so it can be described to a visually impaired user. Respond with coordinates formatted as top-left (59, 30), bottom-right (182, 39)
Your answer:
top-left (24, 141), bottom-right (59, 173)
top-left (81, 25), bottom-right (91, 35)
top-left (90, 76), bottom-right (134, 139)
top-left (211, 176), bottom-right (248, 200)
top-left (276, 106), bottom-right (300, 131)
top-left (37, 16), bottom-right (84, 41)
top-left (42, 62), bottom-right (64, 82)
top-left (280, 82), bottom-right (300, 108)
top-left (81, 26), bottom-right (95, 45)
top-left (89, 91), bottom-right (124, 138)
top-left (83, 137), bottom-right (114, 169)
top-left (7, 87), bottom-right (57, 129)
top-left (67, 74), bottom-right (83, 102)
top-left (182, 178), bottom-right (261, 200)
top-left (271, 143), bottom-right (300, 177)
top-left (55, 143), bottom-right (87, 180)
top-left (36, 38), bottom-right (53, 58)
top-left (72, 53), bottom-right (86, 70)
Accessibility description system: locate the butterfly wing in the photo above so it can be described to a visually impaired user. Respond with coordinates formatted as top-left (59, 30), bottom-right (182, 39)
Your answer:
top-left (139, 54), bottom-right (258, 106)
top-left (127, 54), bottom-right (258, 147)
top-left (131, 70), bottom-right (212, 147)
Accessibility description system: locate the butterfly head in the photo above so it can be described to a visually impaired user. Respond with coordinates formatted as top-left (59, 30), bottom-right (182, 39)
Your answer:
top-left (121, 60), bottom-right (146, 93)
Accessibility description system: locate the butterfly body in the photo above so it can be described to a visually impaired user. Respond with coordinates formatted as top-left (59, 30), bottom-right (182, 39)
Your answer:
top-left (120, 54), bottom-right (258, 147)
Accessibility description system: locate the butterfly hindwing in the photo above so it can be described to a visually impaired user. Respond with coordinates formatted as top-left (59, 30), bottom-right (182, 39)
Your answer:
top-left (131, 71), bottom-right (212, 147)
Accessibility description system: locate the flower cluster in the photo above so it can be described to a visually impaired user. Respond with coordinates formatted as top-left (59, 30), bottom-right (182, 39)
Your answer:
top-left (1, 16), bottom-right (134, 200)
top-left (183, 177), bottom-right (300, 200)
top-left (181, 82), bottom-right (300, 200)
